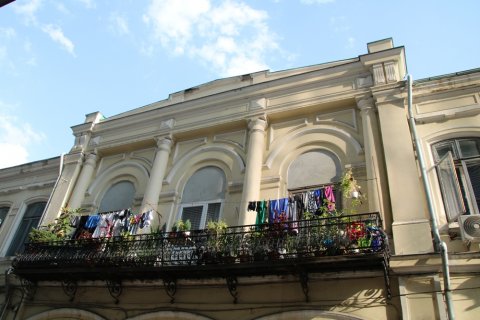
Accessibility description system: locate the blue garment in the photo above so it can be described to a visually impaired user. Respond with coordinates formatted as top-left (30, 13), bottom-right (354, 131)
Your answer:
top-left (269, 200), bottom-right (278, 223)
top-left (84, 215), bottom-right (100, 229)
top-left (269, 198), bottom-right (289, 222)
top-left (314, 189), bottom-right (323, 209)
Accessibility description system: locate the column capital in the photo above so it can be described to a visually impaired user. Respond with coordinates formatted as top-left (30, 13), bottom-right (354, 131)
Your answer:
top-left (356, 96), bottom-right (376, 114)
top-left (63, 152), bottom-right (84, 165)
top-left (154, 135), bottom-right (174, 152)
top-left (84, 153), bottom-right (97, 166)
top-left (247, 116), bottom-right (268, 133)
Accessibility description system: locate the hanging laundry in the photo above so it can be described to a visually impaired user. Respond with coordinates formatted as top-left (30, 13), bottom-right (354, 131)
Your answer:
top-left (269, 198), bottom-right (289, 223)
top-left (92, 213), bottom-right (114, 238)
top-left (255, 201), bottom-right (267, 226)
top-left (70, 215), bottom-right (89, 239)
top-left (140, 210), bottom-right (154, 229)
top-left (324, 185), bottom-right (336, 211)
top-left (305, 191), bottom-right (318, 214)
top-left (84, 215), bottom-right (100, 229)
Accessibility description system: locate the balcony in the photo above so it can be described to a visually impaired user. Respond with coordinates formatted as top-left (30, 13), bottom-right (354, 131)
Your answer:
top-left (12, 212), bottom-right (391, 302)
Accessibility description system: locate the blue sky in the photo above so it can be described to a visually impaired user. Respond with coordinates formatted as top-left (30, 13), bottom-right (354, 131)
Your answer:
top-left (0, 0), bottom-right (479, 169)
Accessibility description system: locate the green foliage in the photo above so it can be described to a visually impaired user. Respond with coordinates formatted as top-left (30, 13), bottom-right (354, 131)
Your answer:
top-left (28, 207), bottom-right (84, 243)
top-left (340, 168), bottom-right (365, 214)
top-left (206, 220), bottom-right (228, 233)
top-left (341, 168), bottom-right (360, 197)
top-left (171, 219), bottom-right (191, 232)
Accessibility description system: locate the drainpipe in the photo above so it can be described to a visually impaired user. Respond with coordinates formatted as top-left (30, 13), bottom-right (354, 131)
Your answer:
top-left (40, 153), bottom-right (64, 226)
top-left (406, 74), bottom-right (455, 320)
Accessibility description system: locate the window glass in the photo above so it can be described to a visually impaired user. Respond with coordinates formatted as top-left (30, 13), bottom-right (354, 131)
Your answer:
top-left (181, 206), bottom-right (203, 230)
top-left (0, 206), bottom-right (9, 229)
top-left (466, 162), bottom-right (480, 212)
top-left (458, 139), bottom-right (480, 158)
top-left (433, 138), bottom-right (480, 219)
top-left (98, 181), bottom-right (135, 212)
top-left (6, 202), bottom-right (46, 256)
top-left (182, 167), bottom-right (226, 203)
top-left (434, 141), bottom-right (457, 161)
top-left (436, 152), bottom-right (465, 221)
top-left (287, 150), bottom-right (341, 190)
top-left (206, 202), bottom-right (221, 223)
top-left (179, 167), bottom-right (226, 230)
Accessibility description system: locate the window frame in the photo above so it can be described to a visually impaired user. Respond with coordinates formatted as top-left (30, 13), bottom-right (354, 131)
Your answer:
top-left (6, 201), bottom-right (46, 256)
top-left (433, 138), bottom-right (480, 221)
top-left (178, 199), bottom-right (224, 230)
top-left (0, 206), bottom-right (10, 230)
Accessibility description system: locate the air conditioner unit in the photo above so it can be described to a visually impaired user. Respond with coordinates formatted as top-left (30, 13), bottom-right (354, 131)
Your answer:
top-left (458, 215), bottom-right (480, 242)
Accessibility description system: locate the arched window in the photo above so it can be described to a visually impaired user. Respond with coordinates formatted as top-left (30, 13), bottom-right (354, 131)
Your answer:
top-left (7, 202), bottom-right (46, 256)
top-left (433, 137), bottom-right (480, 221)
top-left (98, 181), bottom-right (136, 212)
top-left (287, 150), bottom-right (341, 189)
top-left (179, 166), bottom-right (226, 230)
top-left (0, 206), bottom-right (10, 230)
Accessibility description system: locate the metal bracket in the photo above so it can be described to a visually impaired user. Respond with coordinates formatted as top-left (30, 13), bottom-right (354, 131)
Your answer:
top-left (382, 252), bottom-right (392, 299)
top-left (299, 270), bottom-right (309, 302)
top-left (106, 279), bottom-right (122, 304)
top-left (21, 278), bottom-right (37, 301)
top-left (226, 276), bottom-right (238, 304)
top-left (61, 280), bottom-right (77, 302)
top-left (163, 278), bottom-right (177, 303)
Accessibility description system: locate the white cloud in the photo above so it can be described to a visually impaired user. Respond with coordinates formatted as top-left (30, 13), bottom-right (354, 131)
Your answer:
top-left (346, 37), bottom-right (355, 49)
top-left (109, 12), bottom-right (130, 36)
top-left (77, 0), bottom-right (96, 9)
top-left (0, 27), bottom-right (16, 39)
top-left (143, 0), bottom-right (281, 76)
top-left (0, 103), bottom-right (46, 169)
top-left (143, 0), bottom-right (210, 55)
top-left (54, 2), bottom-right (71, 15)
top-left (13, 0), bottom-right (42, 25)
top-left (41, 24), bottom-right (76, 56)
top-left (301, 0), bottom-right (335, 4)
top-left (0, 46), bottom-right (16, 73)
top-left (329, 16), bottom-right (350, 32)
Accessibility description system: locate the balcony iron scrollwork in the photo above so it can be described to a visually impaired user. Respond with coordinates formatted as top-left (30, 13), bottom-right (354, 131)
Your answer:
top-left (299, 270), bottom-right (309, 302)
top-left (20, 278), bottom-right (36, 301)
top-left (61, 280), bottom-right (77, 302)
top-left (106, 279), bottom-right (122, 304)
top-left (226, 276), bottom-right (239, 303)
top-left (382, 251), bottom-right (392, 299)
top-left (12, 213), bottom-right (390, 298)
top-left (163, 278), bottom-right (177, 303)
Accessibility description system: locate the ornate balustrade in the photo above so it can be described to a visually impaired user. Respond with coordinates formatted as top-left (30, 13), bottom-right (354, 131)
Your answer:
top-left (13, 212), bottom-right (389, 281)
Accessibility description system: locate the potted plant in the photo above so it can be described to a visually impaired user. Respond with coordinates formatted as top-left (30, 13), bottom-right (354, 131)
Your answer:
top-left (340, 168), bottom-right (364, 214)
top-left (28, 207), bottom-right (84, 243)
top-left (171, 219), bottom-right (191, 236)
top-left (341, 168), bottom-right (361, 199)
top-left (204, 220), bottom-right (228, 264)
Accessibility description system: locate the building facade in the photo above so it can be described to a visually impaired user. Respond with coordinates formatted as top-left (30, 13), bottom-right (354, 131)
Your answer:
top-left (0, 38), bottom-right (479, 320)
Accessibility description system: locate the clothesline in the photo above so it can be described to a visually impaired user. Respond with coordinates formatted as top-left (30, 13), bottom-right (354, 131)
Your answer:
top-left (80, 208), bottom-right (133, 216)
top-left (287, 182), bottom-right (339, 194)
top-left (249, 184), bottom-right (337, 225)
top-left (70, 208), bottom-right (154, 240)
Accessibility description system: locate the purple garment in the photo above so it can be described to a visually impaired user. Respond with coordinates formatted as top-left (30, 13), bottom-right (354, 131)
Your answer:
top-left (324, 185), bottom-right (336, 211)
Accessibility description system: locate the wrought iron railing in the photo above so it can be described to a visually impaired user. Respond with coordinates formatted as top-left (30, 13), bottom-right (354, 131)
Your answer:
top-left (13, 212), bottom-right (387, 270)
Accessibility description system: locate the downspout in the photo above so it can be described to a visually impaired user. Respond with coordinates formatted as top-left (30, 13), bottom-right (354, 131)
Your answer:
top-left (406, 74), bottom-right (455, 320)
top-left (39, 153), bottom-right (64, 226)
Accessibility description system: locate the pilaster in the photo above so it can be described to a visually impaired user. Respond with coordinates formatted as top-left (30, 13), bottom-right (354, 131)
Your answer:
top-left (239, 116), bottom-right (268, 225)
top-left (374, 91), bottom-right (433, 254)
top-left (68, 153), bottom-right (98, 210)
top-left (140, 135), bottom-right (174, 227)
